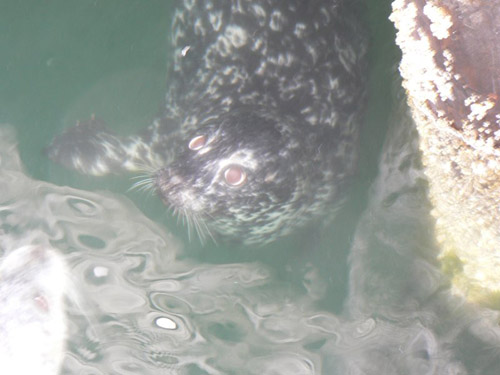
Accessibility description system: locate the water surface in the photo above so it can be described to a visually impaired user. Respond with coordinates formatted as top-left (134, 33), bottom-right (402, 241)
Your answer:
top-left (2, 1), bottom-right (500, 374)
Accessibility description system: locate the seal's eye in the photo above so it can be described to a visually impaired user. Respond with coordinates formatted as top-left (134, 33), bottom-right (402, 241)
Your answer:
top-left (188, 135), bottom-right (206, 150)
top-left (224, 165), bottom-right (247, 187)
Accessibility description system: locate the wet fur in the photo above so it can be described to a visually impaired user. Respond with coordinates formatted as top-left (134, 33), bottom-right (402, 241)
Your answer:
top-left (48, 0), bottom-right (368, 245)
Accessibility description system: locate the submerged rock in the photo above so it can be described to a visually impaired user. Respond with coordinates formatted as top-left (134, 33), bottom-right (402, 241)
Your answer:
top-left (391, 0), bottom-right (500, 306)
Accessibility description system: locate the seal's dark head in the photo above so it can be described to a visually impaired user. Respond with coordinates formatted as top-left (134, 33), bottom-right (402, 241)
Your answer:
top-left (154, 109), bottom-right (335, 245)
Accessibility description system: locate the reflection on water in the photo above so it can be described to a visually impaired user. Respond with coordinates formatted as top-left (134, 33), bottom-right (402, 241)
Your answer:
top-left (343, 86), bottom-right (500, 374)
top-left (0, 239), bottom-right (67, 375)
top-left (1, 1), bottom-right (500, 373)
top-left (342, 88), bottom-right (467, 374)
top-left (3, 76), bottom-right (500, 373)
top-left (0, 125), bottom-right (338, 374)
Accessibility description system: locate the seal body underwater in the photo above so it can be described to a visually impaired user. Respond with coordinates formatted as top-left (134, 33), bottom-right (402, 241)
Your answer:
top-left (48, 0), bottom-right (368, 245)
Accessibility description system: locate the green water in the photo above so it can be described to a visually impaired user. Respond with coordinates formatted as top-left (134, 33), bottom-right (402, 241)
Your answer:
top-left (0, 0), bottom-right (170, 178)
top-left (5, 2), bottom-right (500, 374)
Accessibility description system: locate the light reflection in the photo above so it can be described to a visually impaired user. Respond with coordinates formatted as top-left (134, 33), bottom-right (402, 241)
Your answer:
top-left (2, 94), bottom-right (500, 375)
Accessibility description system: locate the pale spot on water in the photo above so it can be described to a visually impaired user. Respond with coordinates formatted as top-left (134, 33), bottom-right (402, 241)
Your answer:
top-left (155, 316), bottom-right (177, 330)
top-left (93, 266), bottom-right (109, 278)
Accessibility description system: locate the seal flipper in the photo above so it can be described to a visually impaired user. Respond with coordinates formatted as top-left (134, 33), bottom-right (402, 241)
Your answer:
top-left (47, 115), bottom-right (159, 176)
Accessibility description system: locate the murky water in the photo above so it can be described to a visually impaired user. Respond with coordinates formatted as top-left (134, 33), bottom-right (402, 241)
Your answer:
top-left (2, 1), bottom-right (500, 374)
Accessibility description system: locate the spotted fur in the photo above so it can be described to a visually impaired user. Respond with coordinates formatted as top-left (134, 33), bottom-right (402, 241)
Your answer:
top-left (48, 0), bottom-right (368, 245)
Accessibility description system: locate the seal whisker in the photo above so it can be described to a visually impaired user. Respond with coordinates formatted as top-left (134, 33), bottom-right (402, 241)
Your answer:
top-left (184, 209), bottom-right (194, 243)
top-left (173, 207), bottom-right (181, 226)
top-left (129, 175), bottom-right (155, 187)
top-left (196, 215), bottom-right (216, 245)
top-left (127, 177), bottom-right (155, 194)
top-left (129, 162), bottom-right (158, 175)
top-left (192, 213), bottom-right (205, 245)
top-left (194, 215), bottom-right (203, 242)
top-left (130, 173), bottom-right (153, 180)
top-left (183, 210), bottom-right (188, 231)
top-left (128, 178), bottom-right (153, 187)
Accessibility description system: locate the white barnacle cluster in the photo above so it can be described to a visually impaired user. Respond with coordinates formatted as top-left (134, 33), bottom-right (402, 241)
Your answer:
top-left (392, 0), bottom-right (500, 304)
top-left (390, 0), bottom-right (455, 107)
top-left (455, 93), bottom-right (500, 156)
top-left (423, 3), bottom-right (452, 40)
top-left (465, 94), bottom-right (496, 123)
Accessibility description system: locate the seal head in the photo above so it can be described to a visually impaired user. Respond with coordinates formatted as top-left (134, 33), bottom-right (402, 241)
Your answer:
top-left (155, 108), bottom-right (344, 244)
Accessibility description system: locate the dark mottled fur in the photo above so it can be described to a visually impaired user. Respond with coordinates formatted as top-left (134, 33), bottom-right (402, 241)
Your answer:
top-left (48, 0), bottom-right (368, 245)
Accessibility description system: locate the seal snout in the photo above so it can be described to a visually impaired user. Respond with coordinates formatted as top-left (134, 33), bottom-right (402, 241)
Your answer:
top-left (155, 168), bottom-right (178, 193)
top-left (154, 167), bottom-right (191, 208)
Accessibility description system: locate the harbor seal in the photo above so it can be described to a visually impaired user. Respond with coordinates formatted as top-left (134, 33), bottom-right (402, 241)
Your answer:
top-left (48, 0), bottom-right (368, 245)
